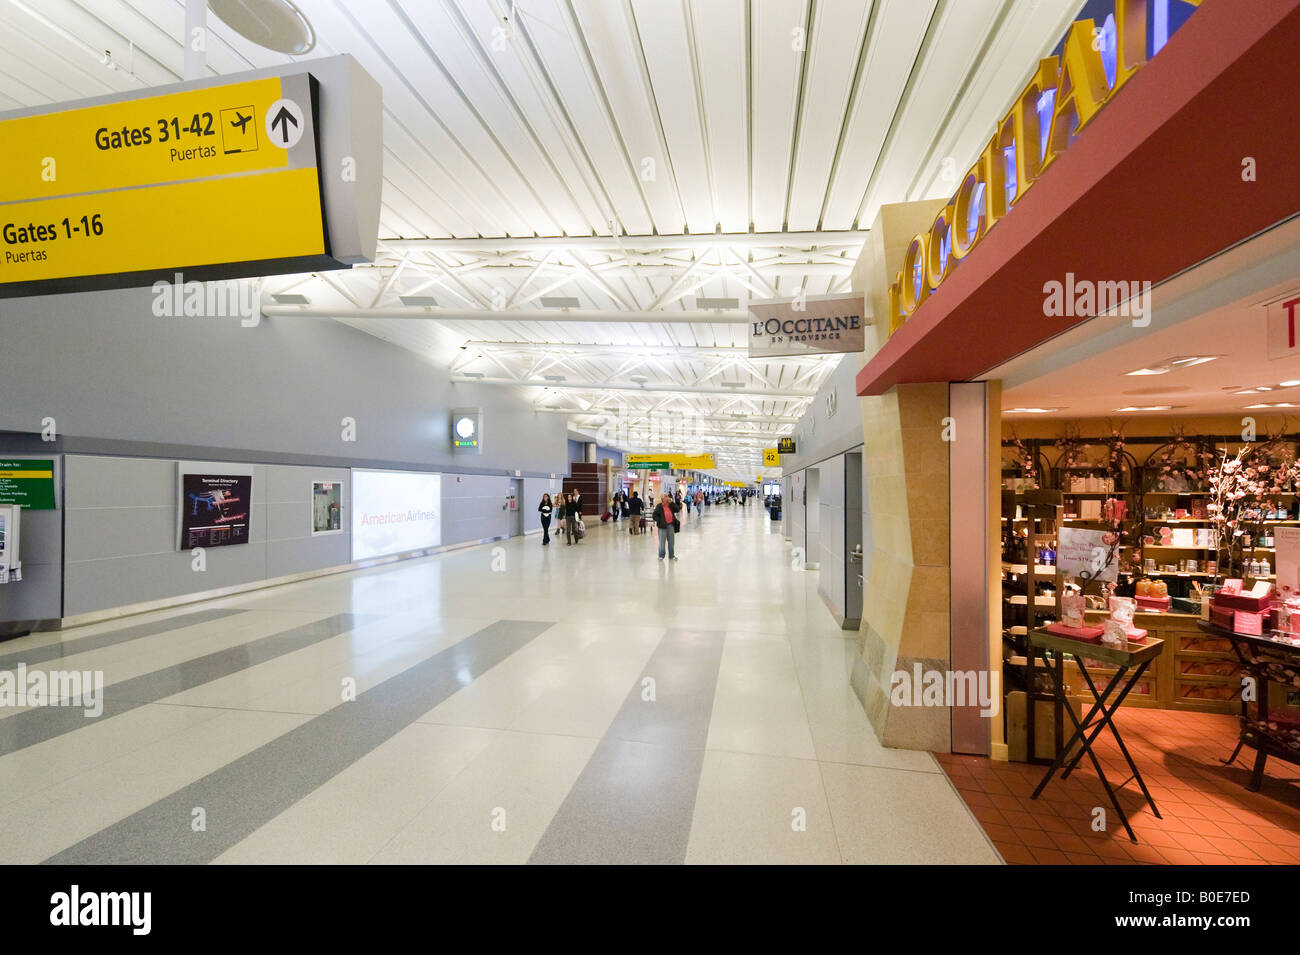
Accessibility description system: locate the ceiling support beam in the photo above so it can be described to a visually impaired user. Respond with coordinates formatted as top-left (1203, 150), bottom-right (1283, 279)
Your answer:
top-left (263, 306), bottom-right (754, 324)
top-left (453, 377), bottom-right (813, 400)
top-left (379, 230), bottom-right (868, 253)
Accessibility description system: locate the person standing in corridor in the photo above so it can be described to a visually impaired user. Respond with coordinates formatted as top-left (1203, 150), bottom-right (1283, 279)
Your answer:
top-left (654, 495), bottom-right (679, 560)
top-left (538, 493), bottom-right (554, 545)
top-left (628, 490), bottom-right (644, 534)
top-left (566, 491), bottom-right (582, 544)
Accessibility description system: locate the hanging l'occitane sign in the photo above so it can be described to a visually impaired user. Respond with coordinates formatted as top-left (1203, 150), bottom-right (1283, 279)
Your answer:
top-left (886, 0), bottom-right (1202, 337)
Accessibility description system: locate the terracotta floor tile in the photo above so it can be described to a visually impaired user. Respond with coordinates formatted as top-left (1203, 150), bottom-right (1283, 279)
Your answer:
top-left (1029, 847), bottom-right (1071, 865)
top-left (1136, 827), bottom-right (1185, 850)
top-left (971, 804), bottom-right (1007, 827)
top-left (1048, 832), bottom-right (1093, 855)
top-left (982, 823), bottom-right (1021, 846)
top-left (941, 709), bottom-right (1300, 866)
top-left (1000, 810), bottom-right (1042, 831)
top-left (1172, 831), bottom-right (1220, 854)
top-left (1123, 842), bottom-right (1170, 865)
top-left (1036, 815), bottom-right (1079, 835)
top-left (1162, 847), bottom-right (1226, 865)
top-left (1181, 816), bottom-right (1227, 838)
top-left (1239, 841), bottom-right (1295, 864)
top-left (1204, 835), bottom-right (1262, 860)
top-left (997, 843), bottom-right (1037, 865)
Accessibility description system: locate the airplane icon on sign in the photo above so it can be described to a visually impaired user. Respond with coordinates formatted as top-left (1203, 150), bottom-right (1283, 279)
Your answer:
top-left (219, 104), bottom-right (258, 154)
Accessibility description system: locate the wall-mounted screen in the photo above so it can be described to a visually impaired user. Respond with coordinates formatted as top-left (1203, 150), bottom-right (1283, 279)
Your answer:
top-left (351, 470), bottom-right (441, 561)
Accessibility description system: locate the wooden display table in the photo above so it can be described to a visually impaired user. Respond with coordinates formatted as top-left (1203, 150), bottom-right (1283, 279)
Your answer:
top-left (1028, 629), bottom-right (1166, 843)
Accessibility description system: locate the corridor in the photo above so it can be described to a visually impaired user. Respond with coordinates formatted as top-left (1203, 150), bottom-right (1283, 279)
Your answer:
top-left (0, 506), bottom-right (997, 864)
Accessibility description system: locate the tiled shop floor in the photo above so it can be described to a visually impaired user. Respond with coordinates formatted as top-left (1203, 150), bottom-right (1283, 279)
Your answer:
top-left (939, 709), bottom-right (1300, 864)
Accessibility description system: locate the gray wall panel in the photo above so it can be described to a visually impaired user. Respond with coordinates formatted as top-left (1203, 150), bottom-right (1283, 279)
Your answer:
top-left (64, 505), bottom-right (175, 563)
top-left (441, 473), bottom-right (512, 546)
top-left (817, 455), bottom-right (847, 620)
top-left (0, 286), bottom-right (568, 477)
top-left (267, 536), bottom-right (350, 578)
top-left (62, 456), bottom-right (353, 617)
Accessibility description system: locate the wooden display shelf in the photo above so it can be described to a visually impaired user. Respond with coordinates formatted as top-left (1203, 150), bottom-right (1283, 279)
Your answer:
top-left (1078, 609), bottom-right (1239, 714)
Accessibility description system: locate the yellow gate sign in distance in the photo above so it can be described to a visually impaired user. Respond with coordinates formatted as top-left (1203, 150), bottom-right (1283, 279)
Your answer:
top-left (762, 448), bottom-right (781, 467)
top-left (0, 72), bottom-right (338, 297)
top-left (627, 453), bottom-right (716, 470)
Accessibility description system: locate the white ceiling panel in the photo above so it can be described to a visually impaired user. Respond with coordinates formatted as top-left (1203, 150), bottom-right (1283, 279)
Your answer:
top-left (818, 0), bottom-right (936, 230)
top-left (785, 0), bottom-right (872, 230)
top-left (749, 0), bottom-right (808, 232)
top-left (630, 0), bottom-right (715, 234)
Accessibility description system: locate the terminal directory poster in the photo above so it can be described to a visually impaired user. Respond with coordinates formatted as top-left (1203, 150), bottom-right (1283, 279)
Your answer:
top-left (351, 470), bottom-right (441, 561)
top-left (179, 473), bottom-right (252, 549)
top-left (0, 459), bottom-right (56, 509)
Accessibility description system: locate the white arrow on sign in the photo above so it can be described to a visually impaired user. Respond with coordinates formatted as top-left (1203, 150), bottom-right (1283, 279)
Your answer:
top-left (265, 98), bottom-right (304, 149)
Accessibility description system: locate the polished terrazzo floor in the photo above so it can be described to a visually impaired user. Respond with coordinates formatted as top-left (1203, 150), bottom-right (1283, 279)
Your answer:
top-left (0, 506), bottom-right (999, 864)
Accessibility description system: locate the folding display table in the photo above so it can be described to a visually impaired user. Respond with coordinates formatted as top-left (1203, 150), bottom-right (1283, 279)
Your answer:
top-left (1027, 629), bottom-right (1166, 843)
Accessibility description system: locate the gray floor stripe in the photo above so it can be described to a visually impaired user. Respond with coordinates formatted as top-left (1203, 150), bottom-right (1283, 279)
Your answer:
top-left (528, 627), bottom-right (726, 865)
top-left (0, 608), bottom-right (247, 671)
top-left (43, 619), bottom-right (551, 865)
top-left (0, 613), bottom-right (372, 756)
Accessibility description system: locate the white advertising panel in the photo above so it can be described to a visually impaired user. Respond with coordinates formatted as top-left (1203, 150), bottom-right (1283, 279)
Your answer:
top-left (1275, 526), bottom-right (1300, 599)
top-left (1057, 526), bottom-right (1119, 584)
top-left (351, 470), bottom-right (441, 561)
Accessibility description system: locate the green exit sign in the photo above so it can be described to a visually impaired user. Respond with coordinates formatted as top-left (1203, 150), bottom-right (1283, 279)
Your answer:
top-left (628, 461), bottom-right (669, 470)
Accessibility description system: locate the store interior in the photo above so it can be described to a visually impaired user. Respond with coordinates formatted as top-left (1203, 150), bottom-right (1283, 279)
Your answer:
top-left (940, 215), bottom-right (1300, 864)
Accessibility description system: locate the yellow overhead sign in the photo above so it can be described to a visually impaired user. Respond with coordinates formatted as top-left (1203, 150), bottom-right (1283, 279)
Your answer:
top-left (762, 449), bottom-right (781, 467)
top-left (0, 77), bottom-right (294, 203)
top-left (627, 453), bottom-right (716, 470)
top-left (0, 73), bottom-right (336, 297)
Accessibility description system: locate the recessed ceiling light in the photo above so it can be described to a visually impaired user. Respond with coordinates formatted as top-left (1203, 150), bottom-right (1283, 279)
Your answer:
top-left (1122, 386), bottom-right (1191, 395)
top-left (1124, 356), bottom-right (1218, 376)
top-left (1114, 405), bottom-right (1178, 412)
top-left (1257, 385), bottom-right (1275, 391)
top-left (1281, 380), bottom-right (1300, 388)
top-left (1004, 407), bottom-right (1061, 414)
top-left (1246, 402), bottom-right (1299, 409)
